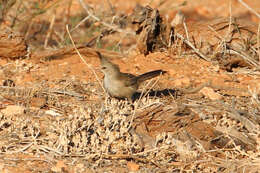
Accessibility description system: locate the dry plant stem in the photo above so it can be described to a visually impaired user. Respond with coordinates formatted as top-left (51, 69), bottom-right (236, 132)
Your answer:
top-left (209, 25), bottom-right (230, 55)
top-left (227, 49), bottom-right (259, 66)
top-left (0, 86), bottom-right (84, 99)
top-left (77, 0), bottom-right (135, 35)
top-left (137, 78), bottom-right (155, 104)
top-left (11, 1), bottom-right (23, 28)
top-left (127, 77), bottom-right (160, 131)
top-left (227, 1), bottom-right (232, 42)
top-left (9, 143), bottom-right (33, 154)
top-left (65, 25), bottom-right (105, 93)
top-left (207, 25), bottom-right (225, 53)
top-left (141, 74), bottom-right (163, 99)
top-left (47, 89), bottom-right (84, 98)
top-left (38, 145), bottom-right (63, 155)
top-left (183, 21), bottom-right (189, 41)
top-left (238, 0), bottom-right (260, 19)
top-left (44, 12), bottom-right (56, 48)
top-left (71, 16), bottom-right (91, 32)
top-left (175, 33), bottom-right (210, 61)
top-left (227, 127), bottom-right (255, 146)
top-left (258, 23), bottom-right (260, 62)
top-left (53, 30), bottom-right (65, 47)
top-left (131, 75), bottom-right (163, 129)
top-left (106, 0), bottom-right (115, 15)
top-left (24, 20), bottom-right (33, 40)
top-left (219, 101), bottom-right (257, 133)
top-left (208, 25), bottom-right (259, 67)
top-left (64, 0), bottom-right (73, 35)
top-left (249, 87), bottom-right (260, 107)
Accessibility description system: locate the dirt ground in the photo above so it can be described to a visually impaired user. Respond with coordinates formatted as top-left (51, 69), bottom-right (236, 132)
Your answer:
top-left (0, 0), bottom-right (260, 172)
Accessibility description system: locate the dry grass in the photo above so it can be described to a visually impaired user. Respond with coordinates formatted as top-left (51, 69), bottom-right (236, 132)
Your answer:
top-left (0, 0), bottom-right (260, 172)
top-left (0, 65), bottom-right (259, 172)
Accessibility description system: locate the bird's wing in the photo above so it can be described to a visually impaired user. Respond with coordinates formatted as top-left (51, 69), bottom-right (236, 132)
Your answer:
top-left (119, 73), bottom-right (137, 87)
top-left (136, 70), bottom-right (166, 84)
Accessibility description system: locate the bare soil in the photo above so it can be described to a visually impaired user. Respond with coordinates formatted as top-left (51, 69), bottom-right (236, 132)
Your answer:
top-left (0, 0), bottom-right (260, 172)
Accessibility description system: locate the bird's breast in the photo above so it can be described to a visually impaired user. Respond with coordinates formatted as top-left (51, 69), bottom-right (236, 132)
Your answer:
top-left (103, 76), bottom-right (137, 99)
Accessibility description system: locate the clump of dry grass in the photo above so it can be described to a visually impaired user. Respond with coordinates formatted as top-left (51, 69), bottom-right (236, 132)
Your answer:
top-left (0, 70), bottom-right (259, 172)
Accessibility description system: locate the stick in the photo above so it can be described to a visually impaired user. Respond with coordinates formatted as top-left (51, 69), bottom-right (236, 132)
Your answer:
top-left (65, 25), bottom-right (105, 93)
top-left (238, 0), bottom-right (260, 19)
top-left (175, 33), bottom-right (210, 61)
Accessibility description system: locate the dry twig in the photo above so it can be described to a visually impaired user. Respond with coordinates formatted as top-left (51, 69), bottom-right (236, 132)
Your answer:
top-left (175, 33), bottom-right (210, 61)
top-left (238, 0), bottom-right (260, 19)
top-left (77, 0), bottom-right (135, 35)
top-left (65, 25), bottom-right (105, 93)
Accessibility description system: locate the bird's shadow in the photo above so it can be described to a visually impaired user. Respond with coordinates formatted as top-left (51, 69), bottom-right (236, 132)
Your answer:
top-left (132, 89), bottom-right (177, 101)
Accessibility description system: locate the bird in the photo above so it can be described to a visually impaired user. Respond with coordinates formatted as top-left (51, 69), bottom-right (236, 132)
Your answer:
top-left (96, 51), bottom-right (166, 101)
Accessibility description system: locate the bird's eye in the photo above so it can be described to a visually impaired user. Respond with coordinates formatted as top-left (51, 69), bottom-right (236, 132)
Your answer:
top-left (101, 67), bottom-right (107, 70)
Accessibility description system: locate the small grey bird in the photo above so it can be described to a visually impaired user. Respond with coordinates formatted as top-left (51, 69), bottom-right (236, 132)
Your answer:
top-left (97, 51), bottom-right (166, 100)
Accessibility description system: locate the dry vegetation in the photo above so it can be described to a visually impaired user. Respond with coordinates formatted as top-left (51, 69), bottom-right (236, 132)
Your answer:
top-left (0, 0), bottom-right (260, 172)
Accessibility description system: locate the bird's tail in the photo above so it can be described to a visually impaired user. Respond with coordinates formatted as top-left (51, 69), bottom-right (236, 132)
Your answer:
top-left (136, 70), bottom-right (166, 84)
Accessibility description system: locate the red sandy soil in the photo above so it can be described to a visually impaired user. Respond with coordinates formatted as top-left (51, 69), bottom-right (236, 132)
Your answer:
top-left (0, 0), bottom-right (259, 172)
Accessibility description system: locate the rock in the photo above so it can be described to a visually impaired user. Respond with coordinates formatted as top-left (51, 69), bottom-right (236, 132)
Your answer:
top-left (200, 87), bottom-right (222, 100)
top-left (30, 97), bottom-right (47, 108)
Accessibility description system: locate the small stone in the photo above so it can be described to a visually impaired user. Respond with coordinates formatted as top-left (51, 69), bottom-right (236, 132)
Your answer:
top-left (31, 97), bottom-right (47, 108)
top-left (200, 87), bottom-right (222, 100)
top-left (127, 161), bottom-right (140, 171)
top-left (173, 77), bottom-right (191, 87)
